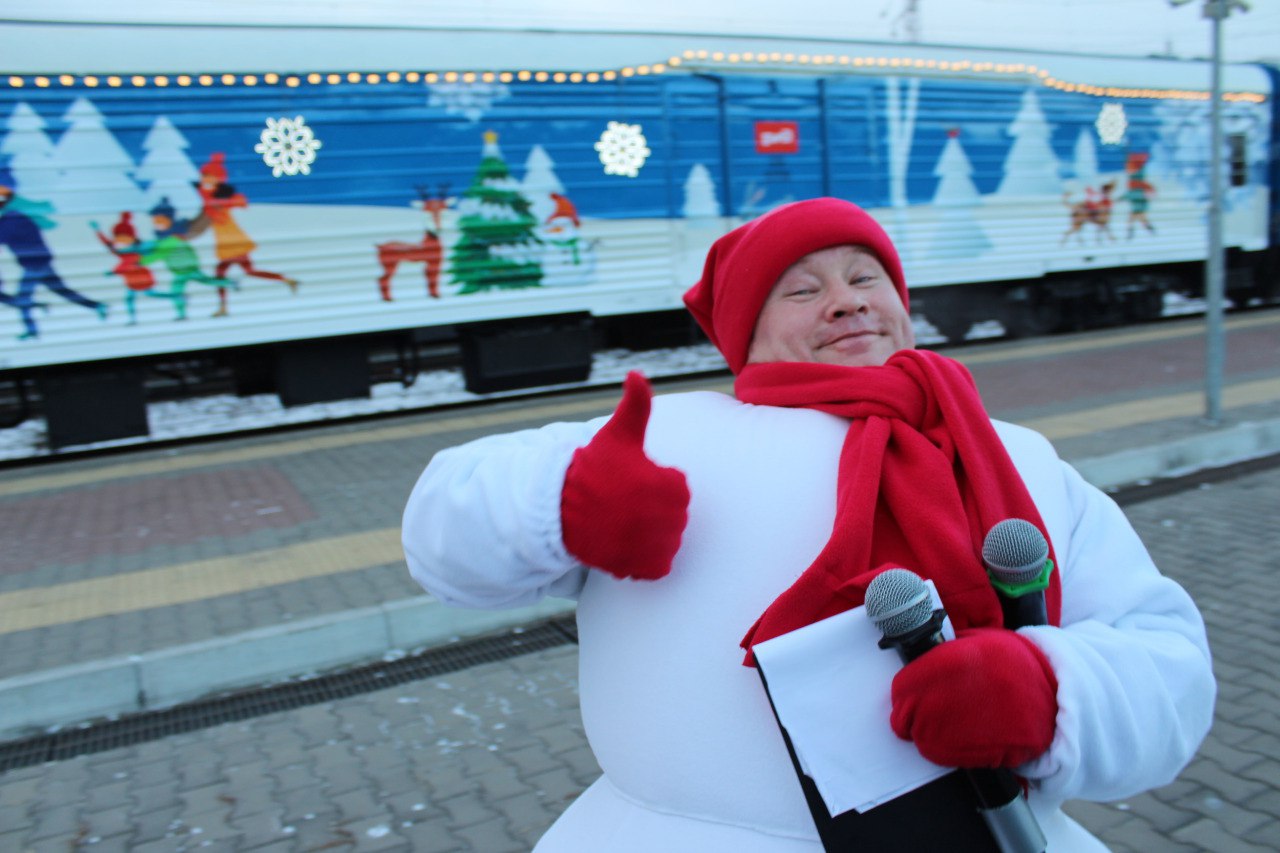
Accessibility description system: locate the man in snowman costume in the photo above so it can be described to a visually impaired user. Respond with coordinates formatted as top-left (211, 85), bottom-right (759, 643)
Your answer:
top-left (403, 198), bottom-right (1214, 851)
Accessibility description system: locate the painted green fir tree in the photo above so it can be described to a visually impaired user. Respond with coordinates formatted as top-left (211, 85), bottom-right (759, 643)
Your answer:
top-left (449, 130), bottom-right (542, 294)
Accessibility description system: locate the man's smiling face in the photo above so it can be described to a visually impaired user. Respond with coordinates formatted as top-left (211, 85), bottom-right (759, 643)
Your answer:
top-left (746, 244), bottom-right (915, 368)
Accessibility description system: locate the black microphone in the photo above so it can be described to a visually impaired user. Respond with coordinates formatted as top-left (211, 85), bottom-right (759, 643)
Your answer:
top-left (982, 520), bottom-right (1052, 629)
top-left (867, 569), bottom-right (1047, 853)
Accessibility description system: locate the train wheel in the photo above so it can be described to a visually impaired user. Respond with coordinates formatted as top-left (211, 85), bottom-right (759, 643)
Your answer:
top-left (932, 313), bottom-right (973, 345)
top-left (1003, 290), bottom-right (1061, 339)
top-left (1126, 287), bottom-right (1165, 323)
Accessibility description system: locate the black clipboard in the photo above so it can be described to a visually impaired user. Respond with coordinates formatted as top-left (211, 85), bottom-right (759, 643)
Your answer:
top-left (758, 666), bottom-right (1002, 852)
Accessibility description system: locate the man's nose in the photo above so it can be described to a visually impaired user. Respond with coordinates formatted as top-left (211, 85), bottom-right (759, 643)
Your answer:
top-left (825, 284), bottom-right (867, 320)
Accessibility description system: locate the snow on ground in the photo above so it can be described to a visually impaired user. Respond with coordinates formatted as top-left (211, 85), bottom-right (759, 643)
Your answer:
top-left (1, 298), bottom-right (1217, 464)
top-left (0, 317), bottom-right (942, 463)
top-left (0, 342), bottom-right (730, 464)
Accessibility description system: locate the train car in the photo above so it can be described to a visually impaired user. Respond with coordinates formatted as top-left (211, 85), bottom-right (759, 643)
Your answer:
top-left (1, 6), bottom-right (1275, 446)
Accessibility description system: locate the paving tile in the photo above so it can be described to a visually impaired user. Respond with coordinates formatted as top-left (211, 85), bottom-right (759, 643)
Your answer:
top-left (78, 806), bottom-right (134, 843)
top-left (336, 814), bottom-right (409, 851)
top-left (437, 791), bottom-right (500, 829)
top-left (1172, 817), bottom-right (1275, 852)
top-left (226, 809), bottom-right (295, 848)
top-left (2, 361), bottom-right (1279, 851)
top-left (0, 802), bottom-right (32, 831)
top-left (397, 817), bottom-right (468, 853)
top-left (452, 816), bottom-right (525, 853)
top-left (127, 803), bottom-right (187, 846)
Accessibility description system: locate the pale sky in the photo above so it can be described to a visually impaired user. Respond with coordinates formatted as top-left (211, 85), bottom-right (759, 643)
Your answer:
top-left (897, 0), bottom-right (1278, 64)
top-left (7, 0), bottom-right (1279, 64)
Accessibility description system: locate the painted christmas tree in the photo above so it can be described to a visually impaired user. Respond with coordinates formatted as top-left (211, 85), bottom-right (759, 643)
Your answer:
top-left (135, 116), bottom-right (202, 213)
top-left (1072, 127), bottom-right (1100, 188)
top-left (521, 144), bottom-right (565, 225)
top-left (933, 130), bottom-right (981, 206)
top-left (930, 129), bottom-right (990, 258)
top-left (48, 97), bottom-right (146, 215)
top-left (682, 164), bottom-right (721, 217)
top-left (995, 89), bottom-right (1062, 198)
top-left (449, 130), bottom-right (542, 294)
top-left (1, 102), bottom-right (58, 203)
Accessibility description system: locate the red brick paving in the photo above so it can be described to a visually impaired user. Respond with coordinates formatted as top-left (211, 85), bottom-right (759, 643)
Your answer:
top-left (0, 466), bottom-right (316, 575)
top-left (967, 324), bottom-right (1279, 411)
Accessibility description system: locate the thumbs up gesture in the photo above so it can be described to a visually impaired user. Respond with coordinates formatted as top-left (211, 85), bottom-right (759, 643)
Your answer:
top-left (561, 371), bottom-right (691, 580)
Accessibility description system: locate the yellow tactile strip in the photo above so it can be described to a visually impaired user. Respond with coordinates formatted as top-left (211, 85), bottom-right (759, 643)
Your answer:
top-left (0, 529), bottom-right (403, 635)
top-left (1, 312), bottom-right (1275, 636)
top-left (1022, 377), bottom-right (1280, 439)
top-left (3, 374), bottom-right (1275, 637)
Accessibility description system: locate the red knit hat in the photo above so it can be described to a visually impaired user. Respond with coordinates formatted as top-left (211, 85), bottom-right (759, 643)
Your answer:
top-left (683, 197), bottom-right (908, 374)
top-left (112, 211), bottom-right (137, 240)
top-left (200, 152), bottom-right (229, 181)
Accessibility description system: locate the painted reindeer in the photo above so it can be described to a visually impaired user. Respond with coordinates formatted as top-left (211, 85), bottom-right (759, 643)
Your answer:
top-left (376, 184), bottom-right (452, 301)
top-left (1060, 181), bottom-right (1116, 246)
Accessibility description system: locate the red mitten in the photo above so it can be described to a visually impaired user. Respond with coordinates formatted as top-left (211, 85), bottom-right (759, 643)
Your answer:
top-left (561, 371), bottom-right (690, 580)
top-left (890, 628), bottom-right (1058, 769)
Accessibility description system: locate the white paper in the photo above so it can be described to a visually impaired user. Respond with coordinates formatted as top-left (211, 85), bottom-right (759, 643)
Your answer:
top-left (753, 581), bottom-right (955, 816)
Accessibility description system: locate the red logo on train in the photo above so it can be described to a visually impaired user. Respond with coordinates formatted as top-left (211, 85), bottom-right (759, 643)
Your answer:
top-left (754, 121), bottom-right (799, 154)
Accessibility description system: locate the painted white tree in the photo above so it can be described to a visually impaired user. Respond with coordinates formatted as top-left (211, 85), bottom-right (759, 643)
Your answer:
top-left (521, 144), bottom-right (564, 225)
top-left (885, 76), bottom-right (921, 209)
top-left (1, 102), bottom-right (59, 203)
top-left (1072, 127), bottom-right (1100, 188)
top-left (930, 129), bottom-right (990, 258)
top-left (883, 76), bottom-right (921, 258)
top-left (995, 88), bottom-right (1062, 198)
top-left (428, 82), bottom-right (511, 123)
top-left (48, 97), bottom-right (145, 215)
top-left (682, 163), bottom-right (721, 218)
top-left (135, 116), bottom-right (201, 213)
top-left (1152, 98), bottom-right (1267, 205)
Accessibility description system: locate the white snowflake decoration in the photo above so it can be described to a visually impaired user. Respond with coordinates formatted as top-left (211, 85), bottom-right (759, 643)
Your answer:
top-left (1095, 103), bottom-right (1128, 146)
top-left (428, 83), bottom-right (511, 123)
top-left (595, 121), bottom-right (651, 178)
top-left (254, 116), bottom-right (322, 177)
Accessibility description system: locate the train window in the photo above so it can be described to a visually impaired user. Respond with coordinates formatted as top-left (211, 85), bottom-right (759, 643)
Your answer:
top-left (1228, 133), bottom-right (1248, 187)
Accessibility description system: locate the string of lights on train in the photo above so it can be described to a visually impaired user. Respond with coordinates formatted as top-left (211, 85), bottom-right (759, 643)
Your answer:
top-left (4, 50), bottom-right (1268, 104)
top-left (5, 49), bottom-right (1265, 179)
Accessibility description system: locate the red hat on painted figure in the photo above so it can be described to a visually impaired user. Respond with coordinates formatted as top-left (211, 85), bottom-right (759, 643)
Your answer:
top-left (682, 197), bottom-right (908, 374)
top-left (200, 152), bottom-right (229, 181)
top-left (112, 211), bottom-right (137, 240)
top-left (547, 192), bottom-right (580, 226)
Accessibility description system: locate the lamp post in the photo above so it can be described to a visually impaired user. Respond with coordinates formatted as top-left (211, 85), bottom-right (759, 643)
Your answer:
top-left (1171, 0), bottom-right (1249, 424)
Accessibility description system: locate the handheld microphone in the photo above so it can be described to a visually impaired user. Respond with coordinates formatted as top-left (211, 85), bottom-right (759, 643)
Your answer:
top-left (982, 519), bottom-right (1052, 629)
top-left (867, 569), bottom-right (1047, 853)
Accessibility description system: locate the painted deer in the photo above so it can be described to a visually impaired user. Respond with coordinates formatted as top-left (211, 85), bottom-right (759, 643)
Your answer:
top-left (376, 184), bottom-right (452, 300)
top-left (1060, 181), bottom-right (1116, 246)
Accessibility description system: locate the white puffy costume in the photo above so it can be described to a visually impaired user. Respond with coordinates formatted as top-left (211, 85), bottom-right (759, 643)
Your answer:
top-left (402, 389), bottom-right (1215, 852)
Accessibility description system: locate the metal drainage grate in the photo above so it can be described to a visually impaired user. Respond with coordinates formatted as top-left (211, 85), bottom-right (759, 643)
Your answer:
top-left (0, 617), bottom-right (578, 774)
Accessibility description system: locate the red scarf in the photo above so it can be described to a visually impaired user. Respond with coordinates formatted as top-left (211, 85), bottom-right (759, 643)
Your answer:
top-left (737, 349), bottom-right (1061, 661)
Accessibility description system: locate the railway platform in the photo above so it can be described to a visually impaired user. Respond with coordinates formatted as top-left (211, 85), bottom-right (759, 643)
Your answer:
top-left (0, 310), bottom-right (1278, 850)
top-left (1, 310), bottom-right (1278, 736)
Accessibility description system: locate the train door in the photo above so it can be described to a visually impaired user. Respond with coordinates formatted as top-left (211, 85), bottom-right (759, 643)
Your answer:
top-left (711, 75), bottom-right (828, 218)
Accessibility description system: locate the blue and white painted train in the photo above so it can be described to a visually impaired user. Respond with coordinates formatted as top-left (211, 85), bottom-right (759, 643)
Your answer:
top-left (1, 6), bottom-right (1276, 440)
